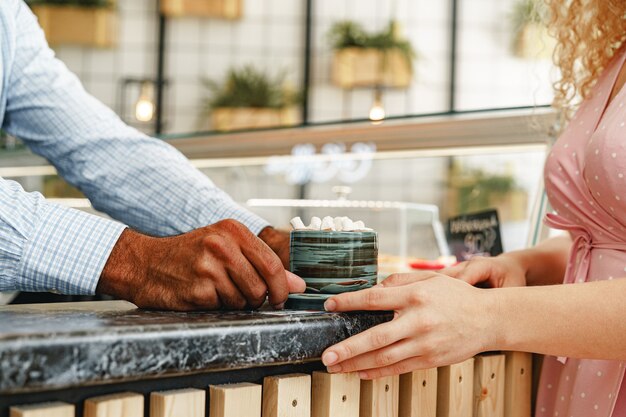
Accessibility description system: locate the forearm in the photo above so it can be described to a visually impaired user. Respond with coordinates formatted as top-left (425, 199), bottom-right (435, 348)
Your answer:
top-left (500, 234), bottom-right (571, 286)
top-left (490, 279), bottom-right (626, 360)
top-left (4, 2), bottom-right (269, 237)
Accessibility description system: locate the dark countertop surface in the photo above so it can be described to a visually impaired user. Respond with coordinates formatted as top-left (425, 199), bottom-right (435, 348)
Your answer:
top-left (0, 301), bottom-right (391, 394)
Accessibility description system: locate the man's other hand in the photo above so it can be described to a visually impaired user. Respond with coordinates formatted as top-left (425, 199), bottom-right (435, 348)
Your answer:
top-left (97, 220), bottom-right (305, 311)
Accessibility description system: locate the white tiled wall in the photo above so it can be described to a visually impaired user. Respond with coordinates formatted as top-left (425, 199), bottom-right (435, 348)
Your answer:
top-left (44, 0), bottom-right (555, 136)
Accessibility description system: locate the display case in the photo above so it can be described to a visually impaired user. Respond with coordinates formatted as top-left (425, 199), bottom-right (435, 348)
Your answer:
top-left (0, 107), bottom-right (556, 303)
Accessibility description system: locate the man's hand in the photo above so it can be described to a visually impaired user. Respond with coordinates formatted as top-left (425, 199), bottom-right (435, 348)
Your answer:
top-left (97, 220), bottom-right (305, 311)
top-left (258, 226), bottom-right (290, 268)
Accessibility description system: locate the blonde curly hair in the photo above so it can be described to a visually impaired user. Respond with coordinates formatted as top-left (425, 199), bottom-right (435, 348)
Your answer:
top-left (545, 0), bottom-right (626, 113)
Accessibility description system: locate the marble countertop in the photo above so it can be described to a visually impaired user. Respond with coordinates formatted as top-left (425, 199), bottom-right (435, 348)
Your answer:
top-left (0, 301), bottom-right (392, 394)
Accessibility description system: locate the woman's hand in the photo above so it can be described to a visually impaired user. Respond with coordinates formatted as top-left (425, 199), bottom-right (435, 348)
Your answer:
top-left (321, 272), bottom-right (499, 379)
top-left (441, 254), bottom-right (528, 288)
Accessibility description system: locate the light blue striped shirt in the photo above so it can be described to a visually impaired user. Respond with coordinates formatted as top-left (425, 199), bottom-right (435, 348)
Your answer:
top-left (0, 0), bottom-right (269, 295)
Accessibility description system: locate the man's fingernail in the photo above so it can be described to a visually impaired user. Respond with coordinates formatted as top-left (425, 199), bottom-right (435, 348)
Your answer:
top-left (322, 351), bottom-right (338, 366)
top-left (324, 299), bottom-right (336, 311)
top-left (327, 364), bottom-right (342, 373)
top-left (358, 371), bottom-right (369, 379)
top-left (272, 302), bottom-right (285, 310)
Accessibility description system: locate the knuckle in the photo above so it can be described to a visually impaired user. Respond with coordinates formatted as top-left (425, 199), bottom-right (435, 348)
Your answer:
top-left (391, 362), bottom-right (409, 375)
top-left (365, 289), bottom-right (383, 306)
top-left (263, 257), bottom-right (284, 277)
top-left (218, 219), bottom-right (245, 234)
top-left (422, 355), bottom-right (437, 368)
top-left (421, 317), bottom-right (436, 334)
top-left (407, 289), bottom-right (422, 305)
top-left (202, 235), bottom-right (224, 252)
top-left (375, 351), bottom-right (394, 367)
top-left (193, 260), bottom-right (211, 277)
top-left (371, 331), bottom-right (389, 348)
top-left (420, 341), bottom-right (436, 357)
top-left (340, 343), bottom-right (354, 360)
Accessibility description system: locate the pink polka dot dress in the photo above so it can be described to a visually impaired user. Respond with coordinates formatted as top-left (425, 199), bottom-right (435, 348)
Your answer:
top-left (540, 45), bottom-right (626, 416)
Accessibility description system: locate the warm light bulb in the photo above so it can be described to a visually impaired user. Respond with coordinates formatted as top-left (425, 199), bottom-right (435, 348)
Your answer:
top-left (134, 81), bottom-right (155, 122)
top-left (369, 104), bottom-right (385, 121)
top-left (369, 88), bottom-right (385, 123)
top-left (135, 98), bottom-right (155, 122)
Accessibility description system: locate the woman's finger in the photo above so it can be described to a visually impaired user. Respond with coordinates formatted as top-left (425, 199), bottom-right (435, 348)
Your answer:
top-left (326, 339), bottom-right (418, 373)
top-left (439, 262), bottom-right (466, 277)
top-left (380, 272), bottom-right (437, 288)
top-left (321, 319), bottom-right (409, 367)
top-left (324, 286), bottom-right (406, 312)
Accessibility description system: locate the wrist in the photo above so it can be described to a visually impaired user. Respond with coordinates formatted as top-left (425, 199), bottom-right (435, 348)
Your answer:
top-left (479, 287), bottom-right (508, 352)
top-left (97, 228), bottom-right (151, 301)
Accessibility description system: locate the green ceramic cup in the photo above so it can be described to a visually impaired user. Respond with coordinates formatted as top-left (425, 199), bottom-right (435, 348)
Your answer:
top-left (289, 230), bottom-right (378, 294)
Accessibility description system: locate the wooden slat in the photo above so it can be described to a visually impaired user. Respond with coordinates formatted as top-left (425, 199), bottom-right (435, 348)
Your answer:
top-left (311, 371), bottom-right (360, 417)
top-left (437, 358), bottom-right (474, 417)
top-left (262, 373), bottom-right (311, 417)
top-left (504, 352), bottom-right (532, 417)
top-left (399, 368), bottom-right (438, 417)
top-left (10, 402), bottom-right (74, 417)
top-left (150, 388), bottom-right (205, 417)
top-left (84, 392), bottom-right (143, 417)
top-left (473, 355), bottom-right (505, 417)
top-left (359, 376), bottom-right (399, 417)
top-left (209, 382), bottom-right (262, 417)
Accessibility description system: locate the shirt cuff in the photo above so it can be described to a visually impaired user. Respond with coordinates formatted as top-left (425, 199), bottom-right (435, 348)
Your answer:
top-left (17, 202), bottom-right (126, 295)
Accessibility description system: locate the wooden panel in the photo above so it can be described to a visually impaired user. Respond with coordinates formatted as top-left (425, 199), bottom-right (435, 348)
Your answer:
top-left (399, 368), bottom-right (438, 417)
top-left (31, 5), bottom-right (117, 48)
top-left (311, 371), bottom-right (360, 417)
top-left (473, 355), bottom-right (505, 417)
top-left (359, 375), bottom-right (399, 417)
top-left (209, 382), bottom-right (262, 417)
top-left (504, 352), bottom-right (532, 417)
top-left (84, 392), bottom-right (143, 417)
top-left (331, 48), bottom-right (412, 89)
top-left (437, 358), bottom-right (474, 417)
top-left (161, 0), bottom-right (242, 19)
top-left (262, 373), bottom-right (311, 417)
top-left (150, 388), bottom-right (205, 417)
top-left (211, 107), bottom-right (299, 132)
top-left (10, 402), bottom-right (74, 417)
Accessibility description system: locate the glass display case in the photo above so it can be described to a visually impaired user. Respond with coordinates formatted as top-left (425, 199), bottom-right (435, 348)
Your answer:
top-left (0, 108), bottom-right (556, 303)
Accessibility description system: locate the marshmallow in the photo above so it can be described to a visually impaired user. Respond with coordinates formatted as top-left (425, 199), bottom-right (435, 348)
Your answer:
top-left (308, 216), bottom-right (322, 230)
top-left (353, 220), bottom-right (365, 230)
top-left (290, 216), bottom-right (306, 230)
top-left (333, 217), bottom-right (343, 231)
top-left (321, 216), bottom-right (335, 231)
top-left (341, 217), bottom-right (354, 231)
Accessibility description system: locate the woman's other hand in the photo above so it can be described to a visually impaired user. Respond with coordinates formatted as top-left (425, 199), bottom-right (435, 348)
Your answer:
top-left (441, 254), bottom-right (527, 288)
top-left (321, 272), bottom-right (499, 379)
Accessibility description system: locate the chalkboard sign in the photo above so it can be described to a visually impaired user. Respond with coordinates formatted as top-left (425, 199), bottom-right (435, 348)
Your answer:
top-left (446, 209), bottom-right (503, 262)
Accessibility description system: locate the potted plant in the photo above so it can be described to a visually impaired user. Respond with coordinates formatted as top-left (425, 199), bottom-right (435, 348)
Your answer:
top-left (328, 20), bottom-right (416, 89)
top-left (161, 0), bottom-right (242, 20)
top-left (205, 66), bottom-right (301, 132)
top-left (511, 0), bottom-right (556, 59)
top-left (447, 167), bottom-right (528, 222)
top-left (26, 0), bottom-right (117, 48)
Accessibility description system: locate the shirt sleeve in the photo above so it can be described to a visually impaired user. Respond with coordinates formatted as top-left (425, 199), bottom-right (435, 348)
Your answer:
top-left (0, 177), bottom-right (125, 294)
top-left (2, 1), bottom-right (270, 239)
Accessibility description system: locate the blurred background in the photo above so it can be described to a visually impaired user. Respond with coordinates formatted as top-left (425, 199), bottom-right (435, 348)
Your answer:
top-left (20, 0), bottom-right (556, 134)
top-left (1, 0), bottom-right (558, 297)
